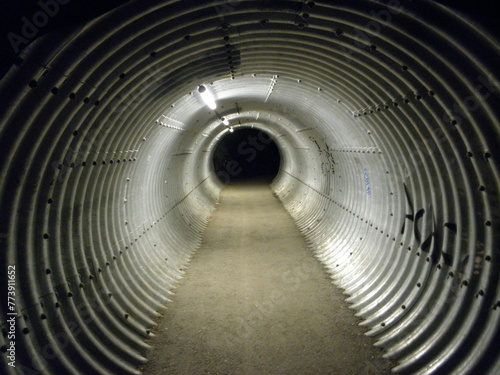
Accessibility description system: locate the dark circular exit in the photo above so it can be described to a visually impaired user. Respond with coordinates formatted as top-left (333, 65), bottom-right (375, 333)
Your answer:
top-left (212, 128), bottom-right (281, 184)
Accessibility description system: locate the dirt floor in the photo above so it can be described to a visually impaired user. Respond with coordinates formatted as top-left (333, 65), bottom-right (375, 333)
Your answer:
top-left (141, 183), bottom-right (395, 375)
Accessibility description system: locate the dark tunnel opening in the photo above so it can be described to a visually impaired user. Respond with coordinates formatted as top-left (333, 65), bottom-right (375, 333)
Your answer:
top-left (212, 128), bottom-right (281, 184)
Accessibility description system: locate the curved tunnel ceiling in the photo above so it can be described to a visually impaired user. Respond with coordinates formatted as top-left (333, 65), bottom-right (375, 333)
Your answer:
top-left (0, 1), bottom-right (498, 374)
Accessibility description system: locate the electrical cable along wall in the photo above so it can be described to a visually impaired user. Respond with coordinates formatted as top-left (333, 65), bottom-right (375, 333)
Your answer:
top-left (0, 1), bottom-right (498, 374)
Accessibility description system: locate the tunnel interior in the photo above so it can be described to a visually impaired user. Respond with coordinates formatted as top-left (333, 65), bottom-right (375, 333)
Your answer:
top-left (0, 1), bottom-right (499, 374)
top-left (212, 128), bottom-right (281, 183)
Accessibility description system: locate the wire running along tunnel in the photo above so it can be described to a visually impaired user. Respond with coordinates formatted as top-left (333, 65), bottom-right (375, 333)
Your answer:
top-left (0, 1), bottom-right (498, 374)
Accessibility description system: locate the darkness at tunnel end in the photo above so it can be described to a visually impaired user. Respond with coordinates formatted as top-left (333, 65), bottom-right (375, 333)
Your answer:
top-left (213, 128), bottom-right (281, 184)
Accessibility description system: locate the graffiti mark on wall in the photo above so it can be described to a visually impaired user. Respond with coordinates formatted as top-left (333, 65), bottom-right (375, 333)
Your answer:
top-left (400, 183), bottom-right (467, 272)
top-left (310, 137), bottom-right (335, 176)
top-left (363, 169), bottom-right (372, 196)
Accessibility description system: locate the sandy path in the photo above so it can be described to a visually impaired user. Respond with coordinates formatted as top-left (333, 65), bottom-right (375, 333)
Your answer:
top-left (142, 183), bottom-right (393, 375)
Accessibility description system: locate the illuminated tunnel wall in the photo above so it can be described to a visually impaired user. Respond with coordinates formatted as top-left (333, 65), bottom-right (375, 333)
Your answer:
top-left (0, 1), bottom-right (498, 374)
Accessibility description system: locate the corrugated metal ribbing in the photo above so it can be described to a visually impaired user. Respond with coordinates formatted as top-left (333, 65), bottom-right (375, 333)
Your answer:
top-left (0, 0), bottom-right (498, 374)
top-left (272, 2), bottom-right (499, 374)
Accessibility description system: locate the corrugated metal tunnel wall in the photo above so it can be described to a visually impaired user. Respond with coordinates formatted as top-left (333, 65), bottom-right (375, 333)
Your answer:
top-left (0, 0), bottom-right (498, 374)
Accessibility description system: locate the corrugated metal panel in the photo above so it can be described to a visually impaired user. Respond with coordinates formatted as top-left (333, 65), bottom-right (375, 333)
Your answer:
top-left (0, 1), bottom-right (498, 374)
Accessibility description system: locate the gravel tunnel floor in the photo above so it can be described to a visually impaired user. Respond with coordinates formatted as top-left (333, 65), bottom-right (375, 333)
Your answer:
top-left (141, 182), bottom-right (395, 375)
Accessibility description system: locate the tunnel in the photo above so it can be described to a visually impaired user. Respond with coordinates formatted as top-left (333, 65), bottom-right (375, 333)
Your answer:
top-left (0, 0), bottom-right (498, 374)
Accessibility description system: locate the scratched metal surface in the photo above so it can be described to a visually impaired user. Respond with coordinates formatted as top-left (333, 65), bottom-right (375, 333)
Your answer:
top-left (0, 1), bottom-right (498, 374)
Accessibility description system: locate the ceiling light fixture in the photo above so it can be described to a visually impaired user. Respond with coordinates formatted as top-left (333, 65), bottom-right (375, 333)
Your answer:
top-left (198, 85), bottom-right (216, 110)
